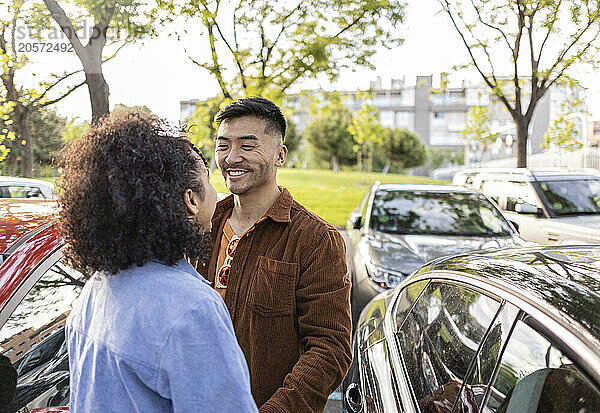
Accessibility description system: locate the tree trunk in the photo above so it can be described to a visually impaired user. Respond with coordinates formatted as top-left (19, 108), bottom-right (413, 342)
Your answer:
top-left (515, 118), bottom-right (529, 168)
top-left (8, 154), bottom-right (17, 176)
top-left (331, 153), bottom-right (339, 173)
top-left (15, 108), bottom-right (34, 178)
top-left (85, 69), bottom-right (110, 123)
top-left (382, 159), bottom-right (391, 174)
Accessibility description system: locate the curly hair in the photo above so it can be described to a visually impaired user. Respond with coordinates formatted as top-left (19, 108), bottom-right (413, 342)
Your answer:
top-left (58, 112), bottom-right (211, 274)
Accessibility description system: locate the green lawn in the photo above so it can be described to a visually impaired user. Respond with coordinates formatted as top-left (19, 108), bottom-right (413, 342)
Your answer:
top-left (210, 168), bottom-right (448, 226)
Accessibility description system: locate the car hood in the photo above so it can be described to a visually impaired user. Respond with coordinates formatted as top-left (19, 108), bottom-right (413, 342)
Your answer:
top-left (551, 214), bottom-right (600, 227)
top-left (364, 231), bottom-right (526, 271)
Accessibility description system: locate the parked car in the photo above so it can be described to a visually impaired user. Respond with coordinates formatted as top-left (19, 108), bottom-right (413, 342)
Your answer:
top-left (344, 245), bottom-right (600, 413)
top-left (0, 199), bottom-right (75, 412)
top-left (0, 177), bottom-right (57, 200)
top-left (453, 168), bottom-right (600, 244)
top-left (346, 183), bottom-right (528, 325)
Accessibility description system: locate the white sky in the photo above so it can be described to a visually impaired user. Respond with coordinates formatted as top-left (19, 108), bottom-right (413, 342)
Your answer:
top-left (19, 0), bottom-right (600, 123)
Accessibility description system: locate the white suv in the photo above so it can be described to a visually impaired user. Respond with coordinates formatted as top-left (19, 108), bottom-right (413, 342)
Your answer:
top-left (453, 168), bottom-right (600, 244)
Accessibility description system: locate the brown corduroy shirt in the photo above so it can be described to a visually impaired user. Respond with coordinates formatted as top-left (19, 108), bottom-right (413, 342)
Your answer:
top-left (195, 187), bottom-right (352, 413)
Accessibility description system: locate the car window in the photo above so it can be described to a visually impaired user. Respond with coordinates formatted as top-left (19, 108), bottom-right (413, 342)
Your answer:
top-left (0, 185), bottom-right (45, 199)
top-left (395, 282), bottom-right (501, 412)
top-left (0, 257), bottom-right (87, 412)
top-left (482, 317), bottom-right (600, 413)
top-left (503, 181), bottom-right (539, 212)
top-left (480, 180), bottom-right (504, 205)
top-left (370, 190), bottom-right (513, 236)
top-left (461, 302), bottom-right (520, 409)
top-left (393, 280), bottom-right (429, 332)
top-left (537, 179), bottom-right (600, 216)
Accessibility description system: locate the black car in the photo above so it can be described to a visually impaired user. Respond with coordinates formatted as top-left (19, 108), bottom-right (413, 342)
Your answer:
top-left (346, 183), bottom-right (528, 325)
top-left (343, 245), bottom-right (600, 413)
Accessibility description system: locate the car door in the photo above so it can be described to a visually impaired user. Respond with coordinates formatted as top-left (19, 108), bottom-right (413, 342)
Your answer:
top-left (0, 252), bottom-right (87, 412)
top-left (480, 312), bottom-right (600, 412)
top-left (489, 180), bottom-right (545, 243)
top-left (392, 280), bottom-right (510, 413)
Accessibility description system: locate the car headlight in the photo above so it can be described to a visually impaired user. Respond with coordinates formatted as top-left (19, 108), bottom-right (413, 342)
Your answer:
top-left (365, 262), bottom-right (406, 289)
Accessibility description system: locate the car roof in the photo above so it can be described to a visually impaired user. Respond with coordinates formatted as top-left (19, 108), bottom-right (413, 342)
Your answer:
top-left (0, 199), bottom-right (59, 254)
top-left (455, 168), bottom-right (600, 181)
top-left (0, 177), bottom-right (55, 187)
top-left (375, 184), bottom-right (477, 193)
top-left (418, 245), bottom-right (600, 343)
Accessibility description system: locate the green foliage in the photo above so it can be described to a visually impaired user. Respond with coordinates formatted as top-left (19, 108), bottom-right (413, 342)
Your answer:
top-left (303, 93), bottom-right (357, 171)
top-left (112, 103), bottom-right (153, 116)
top-left (462, 106), bottom-right (498, 145)
top-left (428, 147), bottom-right (464, 170)
top-left (55, 0), bottom-right (153, 42)
top-left (377, 128), bottom-right (428, 169)
top-left (283, 117), bottom-right (301, 156)
top-left (61, 119), bottom-right (89, 143)
top-left (185, 97), bottom-right (225, 163)
top-left (158, 0), bottom-right (405, 100)
top-left (2, 106), bottom-right (68, 175)
top-left (0, 102), bottom-right (15, 163)
top-left (543, 89), bottom-right (588, 151)
top-left (348, 96), bottom-right (383, 149)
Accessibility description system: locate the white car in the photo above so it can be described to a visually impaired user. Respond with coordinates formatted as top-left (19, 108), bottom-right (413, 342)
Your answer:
top-left (454, 168), bottom-right (600, 244)
top-left (0, 177), bottom-right (57, 200)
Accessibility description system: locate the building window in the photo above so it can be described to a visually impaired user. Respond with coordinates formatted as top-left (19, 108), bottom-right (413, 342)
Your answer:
top-left (379, 111), bottom-right (395, 128)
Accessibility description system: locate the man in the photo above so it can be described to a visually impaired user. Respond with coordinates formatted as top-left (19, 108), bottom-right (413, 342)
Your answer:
top-left (196, 97), bottom-right (352, 412)
top-left (59, 113), bottom-right (257, 412)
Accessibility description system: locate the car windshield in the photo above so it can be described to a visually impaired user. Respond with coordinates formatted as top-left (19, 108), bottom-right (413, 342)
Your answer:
top-left (537, 179), bottom-right (600, 216)
top-left (370, 190), bottom-right (513, 236)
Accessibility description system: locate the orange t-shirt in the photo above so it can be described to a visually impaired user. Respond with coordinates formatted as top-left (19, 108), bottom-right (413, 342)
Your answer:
top-left (214, 220), bottom-right (235, 300)
top-left (213, 217), bottom-right (267, 300)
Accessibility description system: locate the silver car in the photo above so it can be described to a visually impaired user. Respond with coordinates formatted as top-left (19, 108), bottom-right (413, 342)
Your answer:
top-left (0, 177), bottom-right (57, 200)
top-left (454, 168), bottom-right (600, 244)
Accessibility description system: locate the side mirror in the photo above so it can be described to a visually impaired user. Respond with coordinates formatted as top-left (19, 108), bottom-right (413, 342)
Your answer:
top-left (353, 216), bottom-right (363, 230)
top-left (345, 382), bottom-right (363, 413)
top-left (515, 203), bottom-right (539, 215)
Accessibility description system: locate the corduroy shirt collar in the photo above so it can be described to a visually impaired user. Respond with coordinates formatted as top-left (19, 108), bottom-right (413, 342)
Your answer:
top-left (213, 186), bottom-right (293, 224)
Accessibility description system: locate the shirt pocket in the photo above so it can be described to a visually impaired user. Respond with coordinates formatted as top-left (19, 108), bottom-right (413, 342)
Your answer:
top-left (248, 256), bottom-right (298, 318)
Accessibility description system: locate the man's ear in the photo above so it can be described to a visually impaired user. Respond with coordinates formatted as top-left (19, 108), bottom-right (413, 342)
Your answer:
top-left (275, 144), bottom-right (288, 167)
top-left (183, 189), bottom-right (199, 216)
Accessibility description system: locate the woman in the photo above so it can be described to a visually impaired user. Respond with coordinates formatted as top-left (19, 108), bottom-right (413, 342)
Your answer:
top-left (59, 112), bottom-right (257, 412)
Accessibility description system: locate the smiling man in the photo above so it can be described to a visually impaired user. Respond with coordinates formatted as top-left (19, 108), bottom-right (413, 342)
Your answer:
top-left (195, 97), bottom-right (352, 413)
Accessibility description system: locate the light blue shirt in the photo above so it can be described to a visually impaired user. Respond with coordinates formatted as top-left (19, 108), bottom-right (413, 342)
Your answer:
top-left (66, 258), bottom-right (258, 413)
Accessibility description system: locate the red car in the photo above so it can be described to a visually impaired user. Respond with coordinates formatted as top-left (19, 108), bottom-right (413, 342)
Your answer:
top-left (0, 199), bottom-right (74, 413)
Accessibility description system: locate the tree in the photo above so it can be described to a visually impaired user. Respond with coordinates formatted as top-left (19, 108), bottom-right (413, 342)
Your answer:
top-left (186, 97), bottom-right (224, 167)
top-left (462, 106), bottom-right (499, 145)
top-left (348, 97), bottom-right (383, 172)
top-left (439, 0), bottom-right (600, 167)
top-left (283, 117), bottom-right (301, 156)
top-left (2, 106), bottom-right (68, 176)
top-left (542, 90), bottom-right (588, 152)
top-left (1, 0), bottom-right (84, 177)
top-left (42, 0), bottom-right (153, 121)
top-left (112, 103), bottom-right (153, 116)
top-left (377, 128), bottom-right (427, 172)
top-left (304, 94), bottom-right (356, 172)
top-left (159, 0), bottom-right (405, 100)
top-left (428, 147), bottom-right (465, 170)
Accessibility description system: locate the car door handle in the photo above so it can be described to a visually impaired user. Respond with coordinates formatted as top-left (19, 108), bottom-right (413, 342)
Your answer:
top-left (548, 233), bottom-right (560, 242)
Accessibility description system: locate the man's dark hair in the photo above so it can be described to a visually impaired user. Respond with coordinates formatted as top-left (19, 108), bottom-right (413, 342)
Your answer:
top-left (58, 112), bottom-right (211, 275)
top-left (215, 97), bottom-right (286, 140)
